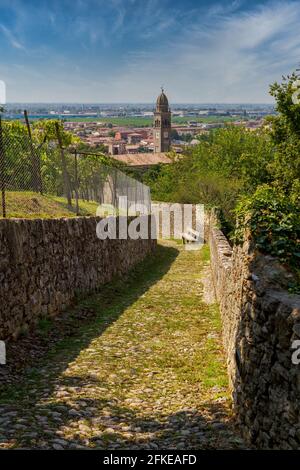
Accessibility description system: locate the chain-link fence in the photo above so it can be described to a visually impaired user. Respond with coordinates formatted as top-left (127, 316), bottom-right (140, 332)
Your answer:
top-left (0, 116), bottom-right (151, 218)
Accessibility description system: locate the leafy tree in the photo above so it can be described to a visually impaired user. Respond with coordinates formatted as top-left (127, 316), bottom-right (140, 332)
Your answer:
top-left (180, 133), bottom-right (193, 142)
top-left (147, 126), bottom-right (274, 226)
top-left (170, 129), bottom-right (179, 140)
top-left (31, 120), bottom-right (79, 197)
top-left (77, 142), bottom-right (108, 154)
top-left (268, 73), bottom-right (300, 202)
top-left (232, 72), bottom-right (300, 275)
top-left (1, 121), bottom-right (35, 190)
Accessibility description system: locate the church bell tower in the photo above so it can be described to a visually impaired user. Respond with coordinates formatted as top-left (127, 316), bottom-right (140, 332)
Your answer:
top-left (153, 88), bottom-right (171, 152)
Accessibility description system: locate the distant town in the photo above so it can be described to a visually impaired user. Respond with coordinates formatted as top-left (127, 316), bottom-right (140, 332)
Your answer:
top-left (3, 101), bottom-right (276, 158)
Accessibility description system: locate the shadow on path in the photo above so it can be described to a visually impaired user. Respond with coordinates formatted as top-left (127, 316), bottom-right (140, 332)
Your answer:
top-left (0, 243), bottom-right (247, 450)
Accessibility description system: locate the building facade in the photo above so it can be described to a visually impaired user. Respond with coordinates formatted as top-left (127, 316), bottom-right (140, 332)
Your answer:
top-left (153, 89), bottom-right (171, 152)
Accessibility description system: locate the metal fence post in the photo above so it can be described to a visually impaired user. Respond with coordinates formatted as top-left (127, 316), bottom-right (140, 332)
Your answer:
top-left (55, 122), bottom-right (72, 206)
top-left (0, 116), bottom-right (6, 218)
top-left (24, 110), bottom-right (43, 194)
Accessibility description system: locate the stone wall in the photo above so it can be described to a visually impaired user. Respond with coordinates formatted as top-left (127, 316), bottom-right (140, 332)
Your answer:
top-left (209, 221), bottom-right (300, 449)
top-left (0, 216), bottom-right (156, 340)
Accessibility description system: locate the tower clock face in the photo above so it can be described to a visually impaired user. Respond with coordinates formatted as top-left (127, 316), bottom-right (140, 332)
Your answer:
top-left (155, 132), bottom-right (160, 138)
top-left (164, 131), bottom-right (169, 138)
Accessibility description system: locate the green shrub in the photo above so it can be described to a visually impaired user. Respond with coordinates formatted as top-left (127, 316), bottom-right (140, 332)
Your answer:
top-left (233, 185), bottom-right (300, 271)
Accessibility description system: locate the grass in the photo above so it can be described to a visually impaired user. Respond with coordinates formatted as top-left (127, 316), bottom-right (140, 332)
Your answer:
top-left (0, 191), bottom-right (99, 219)
top-left (201, 244), bottom-right (211, 263)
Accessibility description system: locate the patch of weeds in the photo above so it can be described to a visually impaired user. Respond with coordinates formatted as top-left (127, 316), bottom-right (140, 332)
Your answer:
top-left (201, 245), bottom-right (210, 263)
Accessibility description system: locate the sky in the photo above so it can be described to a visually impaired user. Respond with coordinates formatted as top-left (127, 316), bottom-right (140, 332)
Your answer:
top-left (0, 0), bottom-right (300, 103)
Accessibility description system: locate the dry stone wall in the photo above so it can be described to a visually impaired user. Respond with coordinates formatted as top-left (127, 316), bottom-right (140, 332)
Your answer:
top-left (0, 216), bottom-right (156, 340)
top-left (209, 221), bottom-right (300, 449)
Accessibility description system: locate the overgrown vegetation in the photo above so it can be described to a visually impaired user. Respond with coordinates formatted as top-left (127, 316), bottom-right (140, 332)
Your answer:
top-left (3, 191), bottom-right (99, 218)
top-left (0, 119), bottom-right (124, 217)
top-left (234, 185), bottom-right (300, 270)
top-left (145, 126), bottom-right (274, 227)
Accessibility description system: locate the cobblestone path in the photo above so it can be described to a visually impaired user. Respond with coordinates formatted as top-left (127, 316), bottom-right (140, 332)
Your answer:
top-left (0, 242), bottom-right (246, 449)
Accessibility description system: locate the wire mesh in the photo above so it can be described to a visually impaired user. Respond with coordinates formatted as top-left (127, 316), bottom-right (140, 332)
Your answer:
top-left (0, 119), bottom-right (151, 219)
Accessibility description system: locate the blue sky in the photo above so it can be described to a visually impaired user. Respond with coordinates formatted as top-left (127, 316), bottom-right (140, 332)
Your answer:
top-left (0, 0), bottom-right (300, 103)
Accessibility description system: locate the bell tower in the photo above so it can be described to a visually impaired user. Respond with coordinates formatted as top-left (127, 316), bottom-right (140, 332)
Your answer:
top-left (153, 88), bottom-right (171, 152)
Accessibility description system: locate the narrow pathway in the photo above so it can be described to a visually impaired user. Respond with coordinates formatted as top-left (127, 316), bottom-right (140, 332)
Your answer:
top-left (0, 242), bottom-right (246, 449)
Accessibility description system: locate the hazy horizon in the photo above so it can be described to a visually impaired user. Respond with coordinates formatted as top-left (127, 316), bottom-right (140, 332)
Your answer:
top-left (4, 101), bottom-right (275, 106)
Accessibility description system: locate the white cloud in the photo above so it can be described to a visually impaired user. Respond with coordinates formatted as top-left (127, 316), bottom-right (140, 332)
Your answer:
top-left (0, 24), bottom-right (26, 50)
top-left (97, 0), bottom-right (300, 103)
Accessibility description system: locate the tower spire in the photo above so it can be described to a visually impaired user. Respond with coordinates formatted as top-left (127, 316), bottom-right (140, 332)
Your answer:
top-left (153, 88), bottom-right (171, 153)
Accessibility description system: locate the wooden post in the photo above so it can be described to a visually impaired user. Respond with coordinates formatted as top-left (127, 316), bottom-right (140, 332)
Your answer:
top-left (0, 116), bottom-right (6, 217)
top-left (55, 122), bottom-right (72, 206)
top-left (24, 110), bottom-right (42, 193)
